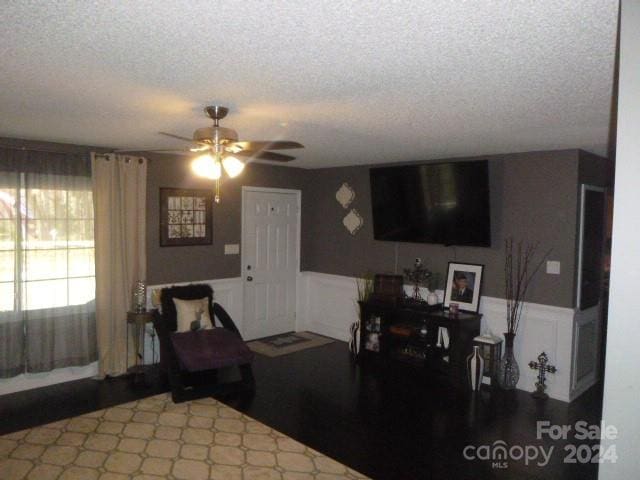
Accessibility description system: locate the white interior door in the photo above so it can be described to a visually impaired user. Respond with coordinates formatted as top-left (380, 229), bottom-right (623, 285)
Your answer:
top-left (242, 188), bottom-right (300, 340)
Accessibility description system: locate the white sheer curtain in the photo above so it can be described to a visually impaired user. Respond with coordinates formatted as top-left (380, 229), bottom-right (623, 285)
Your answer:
top-left (91, 153), bottom-right (147, 377)
top-left (0, 147), bottom-right (97, 378)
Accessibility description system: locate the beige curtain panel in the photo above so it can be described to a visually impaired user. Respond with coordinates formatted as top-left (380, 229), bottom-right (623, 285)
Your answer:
top-left (91, 153), bottom-right (147, 377)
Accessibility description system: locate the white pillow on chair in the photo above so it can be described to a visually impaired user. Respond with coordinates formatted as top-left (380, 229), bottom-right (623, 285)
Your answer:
top-left (173, 297), bottom-right (214, 332)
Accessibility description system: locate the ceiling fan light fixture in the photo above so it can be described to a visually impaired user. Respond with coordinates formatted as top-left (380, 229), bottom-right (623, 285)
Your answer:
top-left (159, 105), bottom-right (304, 203)
top-left (222, 156), bottom-right (245, 178)
top-left (192, 153), bottom-right (221, 180)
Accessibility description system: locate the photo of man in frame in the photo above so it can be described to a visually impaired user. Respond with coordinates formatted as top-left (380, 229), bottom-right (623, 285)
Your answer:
top-left (450, 270), bottom-right (476, 303)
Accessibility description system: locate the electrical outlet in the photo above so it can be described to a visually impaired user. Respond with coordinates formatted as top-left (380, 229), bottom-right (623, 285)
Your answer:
top-left (546, 261), bottom-right (561, 275)
top-left (224, 244), bottom-right (240, 255)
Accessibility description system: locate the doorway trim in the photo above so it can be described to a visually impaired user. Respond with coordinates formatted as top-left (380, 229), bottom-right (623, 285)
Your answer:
top-left (576, 184), bottom-right (607, 309)
top-left (572, 183), bottom-right (606, 394)
top-left (240, 186), bottom-right (302, 337)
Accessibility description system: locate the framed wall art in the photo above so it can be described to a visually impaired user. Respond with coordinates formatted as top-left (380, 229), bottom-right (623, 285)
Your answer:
top-left (160, 188), bottom-right (213, 246)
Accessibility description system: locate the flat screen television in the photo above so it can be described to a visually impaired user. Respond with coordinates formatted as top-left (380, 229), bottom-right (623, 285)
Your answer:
top-left (369, 160), bottom-right (491, 246)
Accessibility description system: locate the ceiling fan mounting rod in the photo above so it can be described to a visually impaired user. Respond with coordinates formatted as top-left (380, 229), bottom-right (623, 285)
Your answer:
top-left (204, 105), bottom-right (229, 128)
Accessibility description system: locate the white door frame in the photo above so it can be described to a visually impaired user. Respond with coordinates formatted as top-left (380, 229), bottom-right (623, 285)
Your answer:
top-left (572, 183), bottom-right (606, 393)
top-left (240, 186), bottom-right (302, 337)
top-left (576, 184), bottom-right (606, 310)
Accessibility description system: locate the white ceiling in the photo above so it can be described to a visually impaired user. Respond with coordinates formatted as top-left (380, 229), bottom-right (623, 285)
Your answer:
top-left (1, 1), bottom-right (618, 168)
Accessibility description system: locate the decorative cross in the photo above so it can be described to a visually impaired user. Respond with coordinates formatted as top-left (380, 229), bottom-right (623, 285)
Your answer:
top-left (528, 352), bottom-right (557, 400)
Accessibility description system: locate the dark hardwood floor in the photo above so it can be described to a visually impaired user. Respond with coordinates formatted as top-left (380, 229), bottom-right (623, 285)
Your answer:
top-left (0, 340), bottom-right (603, 480)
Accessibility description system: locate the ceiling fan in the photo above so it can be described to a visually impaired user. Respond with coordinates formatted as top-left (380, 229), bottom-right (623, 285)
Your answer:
top-left (122, 105), bottom-right (304, 203)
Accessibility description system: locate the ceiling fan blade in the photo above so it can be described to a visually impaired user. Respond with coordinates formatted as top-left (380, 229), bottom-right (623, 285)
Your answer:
top-left (158, 131), bottom-right (198, 143)
top-left (234, 150), bottom-right (296, 162)
top-left (113, 147), bottom-right (192, 154)
top-left (153, 150), bottom-right (193, 157)
top-left (228, 140), bottom-right (304, 151)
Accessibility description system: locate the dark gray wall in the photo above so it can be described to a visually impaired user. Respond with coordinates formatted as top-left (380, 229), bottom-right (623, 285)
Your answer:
top-left (0, 136), bottom-right (110, 155)
top-left (4, 137), bottom-right (611, 308)
top-left (578, 150), bottom-right (612, 187)
top-left (302, 150), bottom-right (587, 308)
top-left (146, 154), bottom-right (309, 284)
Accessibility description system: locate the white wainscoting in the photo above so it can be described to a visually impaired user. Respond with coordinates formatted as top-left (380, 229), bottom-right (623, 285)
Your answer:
top-left (479, 296), bottom-right (575, 402)
top-left (571, 304), bottom-right (601, 400)
top-left (297, 272), bottom-right (360, 342)
top-left (297, 271), bottom-right (582, 402)
top-left (2, 273), bottom-right (595, 401)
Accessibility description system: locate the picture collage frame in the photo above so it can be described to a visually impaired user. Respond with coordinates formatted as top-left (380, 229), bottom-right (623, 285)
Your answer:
top-left (160, 188), bottom-right (213, 246)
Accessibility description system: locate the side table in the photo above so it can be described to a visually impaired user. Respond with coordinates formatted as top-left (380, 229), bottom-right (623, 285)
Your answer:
top-left (473, 334), bottom-right (503, 387)
top-left (127, 310), bottom-right (157, 380)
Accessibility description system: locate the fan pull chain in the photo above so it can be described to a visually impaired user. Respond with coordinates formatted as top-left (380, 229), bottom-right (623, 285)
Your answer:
top-left (214, 178), bottom-right (221, 203)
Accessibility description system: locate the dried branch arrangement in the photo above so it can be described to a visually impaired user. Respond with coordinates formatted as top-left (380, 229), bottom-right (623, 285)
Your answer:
top-left (504, 238), bottom-right (552, 335)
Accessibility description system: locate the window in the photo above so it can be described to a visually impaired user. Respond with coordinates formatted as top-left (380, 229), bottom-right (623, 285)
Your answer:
top-left (0, 173), bottom-right (95, 314)
top-left (1, 149), bottom-right (97, 379)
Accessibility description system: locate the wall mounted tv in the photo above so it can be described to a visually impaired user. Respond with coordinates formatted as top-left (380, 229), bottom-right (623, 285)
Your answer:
top-left (370, 160), bottom-right (491, 247)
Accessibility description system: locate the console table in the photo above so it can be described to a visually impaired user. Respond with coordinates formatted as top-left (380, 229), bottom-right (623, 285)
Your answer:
top-left (358, 300), bottom-right (481, 388)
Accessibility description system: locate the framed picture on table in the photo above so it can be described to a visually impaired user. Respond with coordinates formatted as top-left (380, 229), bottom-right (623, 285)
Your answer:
top-left (444, 262), bottom-right (484, 313)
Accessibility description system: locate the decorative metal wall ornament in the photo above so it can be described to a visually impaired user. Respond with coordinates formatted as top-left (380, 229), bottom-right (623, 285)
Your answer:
top-left (528, 351), bottom-right (557, 399)
top-left (335, 183), bottom-right (356, 209)
top-left (343, 208), bottom-right (364, 235)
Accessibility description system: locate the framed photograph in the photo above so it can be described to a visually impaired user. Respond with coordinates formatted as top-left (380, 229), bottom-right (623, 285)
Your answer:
top-left (160, 188), bottom-right (213, 246)
top-left (444, 262), bottom-right (484, 313)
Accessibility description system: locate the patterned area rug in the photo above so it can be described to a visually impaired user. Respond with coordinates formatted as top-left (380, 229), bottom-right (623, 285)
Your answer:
top-left (247, 332), bottom-right (335, 358)
top-left (0, 393), bottom-right (367, 480)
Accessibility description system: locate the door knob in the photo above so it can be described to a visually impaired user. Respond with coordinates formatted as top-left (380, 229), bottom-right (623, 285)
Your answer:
top-left (247, 276), bottom-right (253, 282)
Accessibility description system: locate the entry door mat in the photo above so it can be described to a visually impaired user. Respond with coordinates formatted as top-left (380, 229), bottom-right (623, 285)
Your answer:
top-left (247, 331), bottom-right (335, 357)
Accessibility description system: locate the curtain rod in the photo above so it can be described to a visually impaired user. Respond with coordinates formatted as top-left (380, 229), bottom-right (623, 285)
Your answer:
top-left (0, 143), bottom-right (110, 155)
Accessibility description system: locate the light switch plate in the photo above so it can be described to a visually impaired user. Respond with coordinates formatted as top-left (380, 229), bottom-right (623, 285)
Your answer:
top-left (546, 260), bottom-right (561, 275)
top-left (224, 244), bottom-right (240, 255)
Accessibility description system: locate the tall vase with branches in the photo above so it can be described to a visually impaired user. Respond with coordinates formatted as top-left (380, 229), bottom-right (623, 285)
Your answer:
top-left (349, 274), bottom-right (374, 357)
top-left (497, 238), bottom-right (550, 390)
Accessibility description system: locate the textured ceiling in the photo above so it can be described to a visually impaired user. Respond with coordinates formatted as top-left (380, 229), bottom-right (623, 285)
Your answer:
top-left (1, 1), bottom-right (618, 168)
